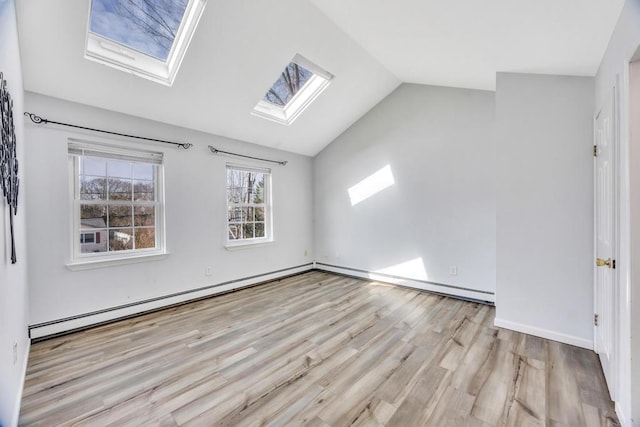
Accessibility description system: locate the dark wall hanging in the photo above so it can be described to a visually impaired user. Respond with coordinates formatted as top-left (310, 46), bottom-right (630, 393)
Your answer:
top-left (0, 72), bottom-right (19, 264)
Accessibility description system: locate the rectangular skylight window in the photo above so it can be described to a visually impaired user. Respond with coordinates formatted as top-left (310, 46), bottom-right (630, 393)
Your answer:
top-left (262, 63), bottom-right (314, 107)
top-left (89, 0), bottom-right (188, 61)
top-left (252, 54), bottom-right (333, 126)
top-left (86, 0), bottom-right (207, 86)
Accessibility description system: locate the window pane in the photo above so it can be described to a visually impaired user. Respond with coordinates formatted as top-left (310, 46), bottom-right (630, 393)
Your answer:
top-left (107, 160), bottom-right (132, 179)
top-left (82, 157), bottom-right (106, 176)
top-left (109, 205), bottom-right (133, 227)
top-left (263, 62), bottom-right (314, 107)
top-left (80, 205), bottom-right (107, 229)
top-left (133, 163), bottom-right (154, 180)
top-left (108, 178), bottom-right (132, 201)
top-left (228, 223), bottom-right (242, 240)
top-left (80, 177), bottom-right (107, 200)
top-left (255, 222), bottom-right (265, 238)
top-left (109, 228), bottom-right (133, 251)
top-left (244, 207), bottom-right (254, 223)
top-left (89, 0), bottom-right (189, 61)
top-left (227, 187), bottom-right (243, 204)
top-left (243, 223), bottom-right (255, 239)
top-left (245, 173), bottom-right (264, 203)
top-left (134, 206), bottom-right (155, 226)
top-left (80, 230), bottom-right (107, 253)
top-left (135, 227), bottom-right (155, 249)
top-left (228, 208), bottom-right (243, 222)
top-left (255, 207), bottom-right (265, 221)
top-left (134, 180), bottom-right (155, 201)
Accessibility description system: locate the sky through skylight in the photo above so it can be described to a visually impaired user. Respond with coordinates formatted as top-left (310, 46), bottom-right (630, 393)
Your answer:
top-left (263, 62), bottom-right (314, 107)
top-left (90, 0), bottom-right (189, 61)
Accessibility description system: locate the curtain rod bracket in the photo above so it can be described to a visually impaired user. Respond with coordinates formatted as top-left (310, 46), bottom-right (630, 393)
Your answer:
top-left (208, 145), bottom-right (287, 166)
top-left (24, 112), bottom-right (192, 149)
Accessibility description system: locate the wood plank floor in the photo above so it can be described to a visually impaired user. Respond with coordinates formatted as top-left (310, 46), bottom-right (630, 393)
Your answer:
top-left (20, 271), bottom-right (619, 426)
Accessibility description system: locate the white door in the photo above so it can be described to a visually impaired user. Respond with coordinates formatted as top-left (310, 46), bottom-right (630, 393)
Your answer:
top-left (594, 86), bottom-right (617, 399)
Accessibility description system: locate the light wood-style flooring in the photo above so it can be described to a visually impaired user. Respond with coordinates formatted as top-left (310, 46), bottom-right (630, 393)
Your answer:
top-left (20, 271), bottom-right (618, 426)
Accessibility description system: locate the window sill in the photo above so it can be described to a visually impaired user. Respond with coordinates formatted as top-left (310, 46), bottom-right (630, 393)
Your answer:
top-left (225, 240), bottom-right (275, 251)
top-left (66, 252), bottom-right (169, 271)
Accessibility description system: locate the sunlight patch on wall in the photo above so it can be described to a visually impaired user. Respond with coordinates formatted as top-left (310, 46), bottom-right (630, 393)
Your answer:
top-left (369, 257), bottom-right (428, 282)
top-left (348, 165), bottom-right (395, 206)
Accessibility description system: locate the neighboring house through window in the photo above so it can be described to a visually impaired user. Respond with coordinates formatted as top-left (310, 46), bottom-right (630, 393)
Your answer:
top-left (226, 165), bottom-right (272, 245)
top-left (68, 140), bottom-right (165, 265)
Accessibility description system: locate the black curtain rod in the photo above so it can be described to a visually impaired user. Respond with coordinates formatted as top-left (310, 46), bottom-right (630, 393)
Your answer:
top-left (208, 145), bottom-right (287, 166)
top-left (24, 112), bottom-right (192, 149)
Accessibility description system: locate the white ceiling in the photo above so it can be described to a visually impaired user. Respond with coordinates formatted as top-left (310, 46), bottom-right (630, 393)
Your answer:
top-left (312, 0), bottom-right (625, 91)
top-left (16, 0), bottom-right (624, 156)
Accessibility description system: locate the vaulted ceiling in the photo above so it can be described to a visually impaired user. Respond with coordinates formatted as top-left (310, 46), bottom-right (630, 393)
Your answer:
top-left (16, 0), bottom-right (624, 156)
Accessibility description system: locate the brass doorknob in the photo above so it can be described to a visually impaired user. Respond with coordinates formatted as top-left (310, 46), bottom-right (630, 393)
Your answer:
top-left (596, 257), bottom-right (612, 268)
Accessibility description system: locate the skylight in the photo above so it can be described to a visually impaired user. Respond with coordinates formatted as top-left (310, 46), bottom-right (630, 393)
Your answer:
top-left (262, 63), bottom-right (314, 107)
top-left (89, 0), bottom-right (188, 61)
top-left (86, 0), bottom-right (207, 86)
top-left (252, 55), bottom-right (333, 126)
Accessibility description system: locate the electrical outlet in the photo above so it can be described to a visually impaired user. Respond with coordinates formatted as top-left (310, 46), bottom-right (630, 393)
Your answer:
top-left (449, 266), bottom-right (457, 276)
top-left (13, 342), bottom-right (17, 365)
top-left (304, 249), bottom-right (308, 257)
top-left (205, 267), bottom-right (213, 276)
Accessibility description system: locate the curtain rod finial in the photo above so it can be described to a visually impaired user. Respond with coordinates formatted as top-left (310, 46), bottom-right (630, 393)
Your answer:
top-left (24, 112), bottom-right (46, 124)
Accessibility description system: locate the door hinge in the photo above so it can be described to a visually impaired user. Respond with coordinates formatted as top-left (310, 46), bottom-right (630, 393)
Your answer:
top-left (594, 313), bottom-right (599, 326)
top-left (593, 145), bottom-right (598, 157)
top-left (612, 259), bottom-right (616, 269)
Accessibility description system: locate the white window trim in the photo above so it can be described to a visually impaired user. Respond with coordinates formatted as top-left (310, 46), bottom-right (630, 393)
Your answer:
top-left (66, 253), bottom-right (169, 271)
top-left (225, 164), bottom-right (273, 249)
top-left (85, 0), bottom-right (207, 86)
top-left (224, 240), bottom-right (275, 251)
top-left (251, 54), bottom-right (333, 126)
top-left (67, 139), bottom-right (167, 268)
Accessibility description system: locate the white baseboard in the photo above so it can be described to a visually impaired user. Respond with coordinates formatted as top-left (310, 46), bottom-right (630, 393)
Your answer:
top-left (11, 341), bottom-right (30, 427)
top-left (29, 263), bottom-right (313, 340)
top-left (315, 262), bottom-right (495, 303)
top-left (494, 317), bottom-right (593, 350)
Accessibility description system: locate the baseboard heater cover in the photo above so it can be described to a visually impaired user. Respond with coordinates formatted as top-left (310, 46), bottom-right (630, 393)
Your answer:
top-left (315, 262), bottom-right (495, 304)
top-left (29, 263), bottom-right (313, 341)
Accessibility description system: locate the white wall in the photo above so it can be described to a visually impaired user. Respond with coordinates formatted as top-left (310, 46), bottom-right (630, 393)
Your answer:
top-left (495, 72), bottom-right (594, 349)
top-left (0, 1), bottom-right (30, 425)
top-left (595, 0), bottom-right (640, 424)
top-left (24, 92), bottom-right (314, 335)
top-left (596, 0), bottom-right (640, 108)
top-left (313, 84), bottom-right (496, 301)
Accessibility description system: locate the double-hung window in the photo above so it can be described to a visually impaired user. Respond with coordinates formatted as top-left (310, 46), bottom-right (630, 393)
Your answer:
top-left (226, 165), bottom-right (272, 246)
top-left (68, 141), bottom-right (165, 265)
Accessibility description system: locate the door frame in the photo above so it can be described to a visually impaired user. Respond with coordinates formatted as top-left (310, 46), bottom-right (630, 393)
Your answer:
top-left (593, 79), bottom-right (620, 402)
top-left (617, 51), bottom-right (640, 425)
top-left (602, 47), bottom-right (640, 424)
